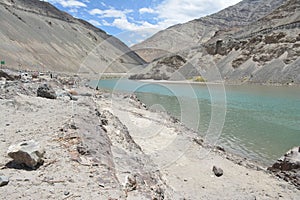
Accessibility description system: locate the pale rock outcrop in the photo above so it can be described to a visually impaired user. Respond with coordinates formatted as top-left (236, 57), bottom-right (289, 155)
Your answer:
top-left (7, 140), bottom-right (45, 169)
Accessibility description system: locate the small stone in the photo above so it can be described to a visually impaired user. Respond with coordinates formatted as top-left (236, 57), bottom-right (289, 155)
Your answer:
top-left (37, 84), bottom-right (57, 99)
top-left (256, 166), bottom-right (264, 171)
top-left (216, 146), bottom-right (225, 152)
top-left (7, 140), bottom-right (45, 169)
top-left (64, 191), bottom-right (70, 196)
top-left (0, 176), bottom-right (9, 187)
top-left (70, 95), bottom-right (78, 101)
top-left (193, 137), bottom-right (203, 146)
top-left (69, 122), bottom-right (77, 130)
top-left (125, 174), bottom-right (137, 192)
top-left (77, 143), bottom-right (89, 155)
top-left (151, 185), bottom-right (164, 200)
top-left (213, 166), bottom-right (224, 177)
top-left (97, 177), bottom-right (106, 188)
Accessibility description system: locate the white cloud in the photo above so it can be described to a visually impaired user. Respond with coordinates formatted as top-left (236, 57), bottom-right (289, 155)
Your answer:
top-left (89, 8), bottom-right (132, 18)
top-left (85, 0), bottom-right (241, 45)
top-left (100, 2), bottom-right (106, 7)
top-left (92, 0), bottom-right (240, 41)
top-left (44, 0), bottom-right (87, 8)
top-left (155, 0), bottom-right (241, 27)
top-left (68, 8), bottom-right (78, 13)
top-left (101, 19), bottom-right (111, 26)
top-left (139, 8), bottom-right (156, 14)
top-left (61, 0), bottom-right (86, 7)
top-left (89, 7), bottom-right (158, 33)
top-left (88, 19), bottom-right (101, 26)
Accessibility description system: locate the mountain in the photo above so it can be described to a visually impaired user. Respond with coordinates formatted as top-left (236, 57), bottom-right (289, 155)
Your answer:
top-left (130, 0), bottom-right (300, 85)
top-left (0, 0), bottom-right (145, 73)
top-left (132, 0), bottom-right (285, 62)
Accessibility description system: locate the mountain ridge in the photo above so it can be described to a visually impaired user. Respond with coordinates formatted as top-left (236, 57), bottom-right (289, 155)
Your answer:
top-left (130, 0), bottom-right (300, 85)
top-left (132, 0), bottom-right (285, 62)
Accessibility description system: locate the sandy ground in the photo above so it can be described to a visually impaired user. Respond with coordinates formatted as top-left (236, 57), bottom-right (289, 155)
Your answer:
top-left (102, 94), bottom-right (300, 200)
top-left (0, 73), bottom-right (299, 199)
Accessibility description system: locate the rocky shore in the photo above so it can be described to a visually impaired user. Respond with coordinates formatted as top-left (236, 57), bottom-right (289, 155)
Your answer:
top-left (0, 69), bottom-right (299, 199)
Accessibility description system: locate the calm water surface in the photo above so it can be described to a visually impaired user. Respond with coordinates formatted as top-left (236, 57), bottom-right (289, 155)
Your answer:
top-left (91, 79), bottom-right (300, 165)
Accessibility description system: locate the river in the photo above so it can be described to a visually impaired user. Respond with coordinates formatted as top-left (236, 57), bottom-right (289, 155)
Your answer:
top-left (90, 79), bottom-right (300, 166)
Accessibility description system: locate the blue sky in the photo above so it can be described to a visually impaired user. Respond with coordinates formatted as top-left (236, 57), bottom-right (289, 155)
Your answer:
top-left (43, 0), bottom-right (241, 46)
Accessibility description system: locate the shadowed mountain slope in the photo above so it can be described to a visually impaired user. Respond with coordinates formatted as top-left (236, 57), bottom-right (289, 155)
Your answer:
top-left (0, 0), bottom-right (145, 73)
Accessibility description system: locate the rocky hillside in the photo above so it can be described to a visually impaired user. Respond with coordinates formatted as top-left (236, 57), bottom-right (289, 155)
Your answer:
top-left (132, 0), bottom-right (285, 62)
top-left (0, 0), bottom-right (145, 73)
top-left (203, 0), bottom-right (300, 84)
top-left (130, 0), bottom-right (300, 85)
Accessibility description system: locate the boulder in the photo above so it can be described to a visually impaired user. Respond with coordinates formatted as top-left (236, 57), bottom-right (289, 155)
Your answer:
top-left (7, 140), bottom-right (45, 169)
top-left (37, 84), bottom-right (57, 99)
top-left (268, 146), bottom-right (300, 171)
top-left (213, 166), bottom-right (224, 177)
top-left (0, 69), bottom-right (20, 81)
top-left (267, 146), bottom-right (300, 188)
top-left (0, 175), bottom-right (9, 187)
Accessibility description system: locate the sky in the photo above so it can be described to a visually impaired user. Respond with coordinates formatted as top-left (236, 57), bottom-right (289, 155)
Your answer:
top-left (43, 0), bottom-right (241, 46)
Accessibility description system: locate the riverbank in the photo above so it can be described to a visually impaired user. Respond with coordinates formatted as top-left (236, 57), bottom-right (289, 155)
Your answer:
top-left (0, 69), bottom-right (299, 199)
top-left (93, 78), bottom-right (300, 166)
top-left (137, 78), bottom-right (300, 87)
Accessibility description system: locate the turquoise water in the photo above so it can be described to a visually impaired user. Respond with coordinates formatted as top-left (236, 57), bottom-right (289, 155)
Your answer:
top-left (91, 79), bottom-right (300, 165)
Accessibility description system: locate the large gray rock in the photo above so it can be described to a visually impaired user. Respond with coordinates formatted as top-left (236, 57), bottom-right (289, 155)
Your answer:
top-left (7, 140), bottom-right (45, 169)
top-left (37, 84), bottom-right (57, 99)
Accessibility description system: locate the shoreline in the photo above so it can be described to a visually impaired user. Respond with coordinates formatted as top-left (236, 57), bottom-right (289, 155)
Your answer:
top-left (94, 77), bottom-right (300, 167)
top-left (132, 78), bottom-right (300, 87)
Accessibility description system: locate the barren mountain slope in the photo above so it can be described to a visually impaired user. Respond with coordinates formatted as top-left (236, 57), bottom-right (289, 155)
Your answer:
top-left (132, 0), bottom-right (285, 62)
top-left (0, 0), bottom-right (145, 73)
top-left (130, 0), bottom-right (300, 85)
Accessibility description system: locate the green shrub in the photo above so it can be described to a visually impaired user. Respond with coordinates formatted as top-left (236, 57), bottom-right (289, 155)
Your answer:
top-left (193, 76), bottom-right (205, 82)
